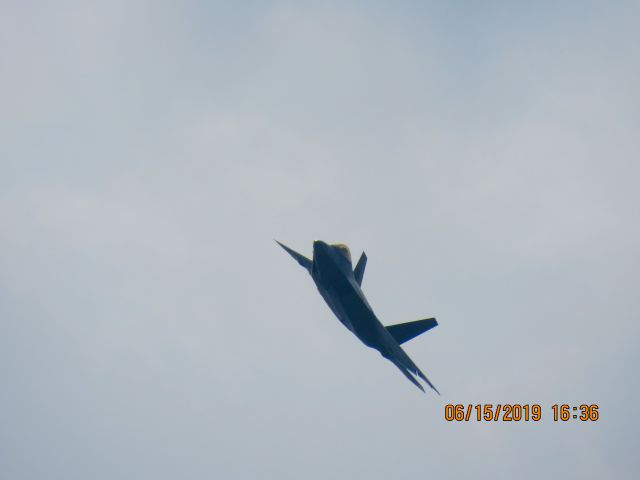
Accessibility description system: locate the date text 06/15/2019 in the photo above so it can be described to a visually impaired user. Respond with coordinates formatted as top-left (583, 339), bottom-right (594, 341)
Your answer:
top-left (444, 404), bottom-right (599, 422)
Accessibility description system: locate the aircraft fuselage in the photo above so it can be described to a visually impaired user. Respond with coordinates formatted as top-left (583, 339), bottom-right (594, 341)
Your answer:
top-left (311, 240), bottom-right (389, 351)
top-left (276, 239), bottom-right (439, 393)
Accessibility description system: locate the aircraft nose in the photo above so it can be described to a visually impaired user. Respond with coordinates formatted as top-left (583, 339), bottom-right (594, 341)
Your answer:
top-left (313, 240), bottom-right (329, 254)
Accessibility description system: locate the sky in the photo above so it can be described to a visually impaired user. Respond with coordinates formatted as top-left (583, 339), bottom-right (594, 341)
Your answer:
top-left (1, 1), bottom-right (639, 479)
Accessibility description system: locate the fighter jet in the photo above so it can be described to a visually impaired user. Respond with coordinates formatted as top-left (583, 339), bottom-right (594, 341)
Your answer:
top-left (276, 240), bottom-right (439, 394)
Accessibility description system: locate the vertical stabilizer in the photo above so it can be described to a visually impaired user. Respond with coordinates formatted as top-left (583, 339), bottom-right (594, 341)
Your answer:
top-left (354, 252), bottom-right (367, 285)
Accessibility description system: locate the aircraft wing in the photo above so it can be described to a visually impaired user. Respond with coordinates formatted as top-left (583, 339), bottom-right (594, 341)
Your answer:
top-left (276, 241), bottom-right (313, 272)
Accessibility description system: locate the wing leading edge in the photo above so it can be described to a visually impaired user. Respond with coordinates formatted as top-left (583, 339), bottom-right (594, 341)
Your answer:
top-left (275, 241), bottom-right (312, 272)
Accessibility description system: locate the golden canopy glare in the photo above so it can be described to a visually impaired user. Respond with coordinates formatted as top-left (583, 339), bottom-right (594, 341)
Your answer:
top-left (332, 243), bottom-right (352, 263)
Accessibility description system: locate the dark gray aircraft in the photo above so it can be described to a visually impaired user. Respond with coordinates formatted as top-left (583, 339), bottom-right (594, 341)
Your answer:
top-left (277, 240), bottom-right (439, 394)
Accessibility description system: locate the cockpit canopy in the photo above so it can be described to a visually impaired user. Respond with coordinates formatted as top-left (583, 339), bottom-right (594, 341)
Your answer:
top-left (332, 243), bottom-right (352, 263)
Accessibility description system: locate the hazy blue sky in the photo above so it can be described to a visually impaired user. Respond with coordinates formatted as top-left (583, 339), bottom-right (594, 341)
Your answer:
top-left (1, 1), bottom-right (638, 479)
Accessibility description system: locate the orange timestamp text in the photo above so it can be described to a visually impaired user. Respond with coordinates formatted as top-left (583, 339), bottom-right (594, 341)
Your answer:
top-left (444, 404), bottom-right (600, 422)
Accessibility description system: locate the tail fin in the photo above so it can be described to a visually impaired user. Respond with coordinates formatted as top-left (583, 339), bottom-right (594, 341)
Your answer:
top-left (353, 252), bottom-right (367, 285)
top-left (389, 356), bottom-right (439, 394)
top-left (386, 318), bottom-right (438, 345)
top-left (392, 360), bottom-right (425, 393)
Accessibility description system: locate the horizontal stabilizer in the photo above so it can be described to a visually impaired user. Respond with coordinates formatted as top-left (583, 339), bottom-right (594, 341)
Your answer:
top-left (354, 252), bottom-right (367, 286)
top-left (386, 318), bottom-right (438, 345)
top-left (275, 241), bottom-right (312, 272)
